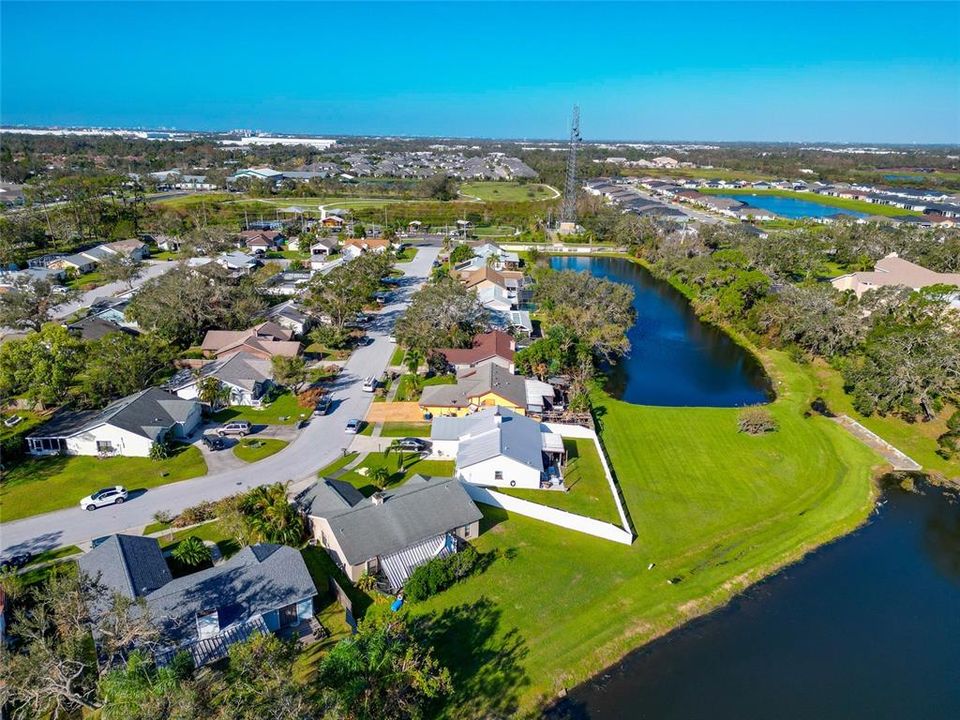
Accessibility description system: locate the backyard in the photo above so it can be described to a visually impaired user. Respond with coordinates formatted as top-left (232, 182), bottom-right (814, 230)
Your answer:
top-left (500, 437), bottom-right (621, 525)
top-left (0, 445), bottom-right (207, 521)
top-left (407, 349), bottom-right (881, 716)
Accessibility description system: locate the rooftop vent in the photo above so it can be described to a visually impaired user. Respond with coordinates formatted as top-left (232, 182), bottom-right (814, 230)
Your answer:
top-left (371, 491), bottom-right (385, 506)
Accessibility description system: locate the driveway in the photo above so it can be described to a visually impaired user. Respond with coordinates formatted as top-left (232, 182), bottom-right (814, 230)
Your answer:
top-left (0, 245), bottom-right (440, 555)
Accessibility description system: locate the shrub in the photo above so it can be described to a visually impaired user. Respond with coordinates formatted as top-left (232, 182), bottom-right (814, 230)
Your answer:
top-left (946, 410), bottom-right (960, 433)
top-left (404, 545), bottom-right (479, 602)
top-left (152, 509), bottom-right (174, 525)
top-left (936, 432), bottom-right (959, 460)
top-left (171, 536), bottom-right (211, 567)
top-left (173, 500), bottom-right (217, 527)
top-left (738, 405), bottom-right (778, 435)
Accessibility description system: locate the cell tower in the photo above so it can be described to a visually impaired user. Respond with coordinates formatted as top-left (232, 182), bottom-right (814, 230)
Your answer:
top-left (561, 105), bottom-right (581, 225)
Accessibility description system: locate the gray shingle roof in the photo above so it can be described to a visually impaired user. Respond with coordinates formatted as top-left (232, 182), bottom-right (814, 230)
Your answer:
top-left (144, 543), bottom-right (315, 644)
top-left (454, 407), bottom-right (545, 472)
top-left (78, 534), bottom-right (172, 598)
top-left (28, 387), bottom-right (197, 441)
top-left (305, 476), bottom-right (482, 566)
top-left (297, 478), bottom-right (365, 517)
top-left (419, 363), bottom-right (527, 409)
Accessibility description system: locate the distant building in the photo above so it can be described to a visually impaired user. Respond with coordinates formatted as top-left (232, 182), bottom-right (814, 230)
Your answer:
top-left (831, 253), bottom-right (960, 298)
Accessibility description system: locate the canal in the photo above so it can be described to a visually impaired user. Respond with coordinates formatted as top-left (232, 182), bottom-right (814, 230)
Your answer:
top-left (545, 256), bottom-right (960, 720)
top-left (549, 255), bottom-right (770, 407)
top-left (550, 478), bottom-right (960, 720)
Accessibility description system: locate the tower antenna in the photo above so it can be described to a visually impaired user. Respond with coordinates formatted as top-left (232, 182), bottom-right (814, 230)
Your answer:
top-left (561, 105), bottom-right (581, 226)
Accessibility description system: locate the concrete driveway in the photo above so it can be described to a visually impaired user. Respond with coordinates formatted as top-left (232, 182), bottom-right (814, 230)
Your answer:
top-left (0, 245), bottom-right (440, 556)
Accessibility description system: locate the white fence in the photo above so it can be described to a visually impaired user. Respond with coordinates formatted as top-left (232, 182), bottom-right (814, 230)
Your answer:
top-left (462, 483), bottom-right (634, 545)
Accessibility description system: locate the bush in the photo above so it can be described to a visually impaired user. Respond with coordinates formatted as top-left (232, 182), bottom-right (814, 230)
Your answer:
top-left (152, 509), bottom-right (174, 525)
top-left (173, 500), bottom-right (217, 527)
top-left (936, 432), bottom-right (959, 460)
top-left (404, 545), bottom-right (479, 602)
top-left (946, 410), bottom-right (960, 433)
top-left (171, 535), bottom-right (211, 567)
top-left (851, 387), bottom-right (876, 417)
top-left (738, 405), bottom-right (778, 435)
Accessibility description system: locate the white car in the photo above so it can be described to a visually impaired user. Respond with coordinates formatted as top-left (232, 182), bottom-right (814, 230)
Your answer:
top-left (362, 377), bottom-right (378, 392)
top-left (80, 486), bottom-right (128, 511)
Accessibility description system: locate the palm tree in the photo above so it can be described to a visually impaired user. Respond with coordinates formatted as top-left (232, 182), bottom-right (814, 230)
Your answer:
top-left (370, 465), bottom-right (390, 491)
top-left (384, 440), bottom-right (408, 474)
top-left (171, 536), bottom-right (211, 567)
top-left (405, 348), bottom-right (424, 376)
top-left (197, 376), bottom-right (230, 410)
top-left (240, 483), bottom-right (305, 546)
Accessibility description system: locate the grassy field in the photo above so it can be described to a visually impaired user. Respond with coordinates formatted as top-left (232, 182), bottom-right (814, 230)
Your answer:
top-left (336, 452), bottom-right (454, 496)
top-left (460, 182), bottom-right (558, 203)
top-left (212, 392), bottom-right (306, 426)
top-left (379, 422), bottom-right (432, 437)
top-left (65, 270), bottom-right (108, 290)
top-left (808, 359), bottom-right (959, 479)
top-left (232, 438), bottom-right (289, 463)
top-left (471, 225), bottom-right (518, 237)
top-left (389, 347), bottom-right (406, 366)
top-left (699, 188), bottom-right (923, 217)
top-left (1, 445), bottom-right (207, 521)
top-left (500, 438), bottom-right (621, 525)
top-left (409, 349), bottom-right (880, 716)
top-left (156, 519), bottom-right (242, 560)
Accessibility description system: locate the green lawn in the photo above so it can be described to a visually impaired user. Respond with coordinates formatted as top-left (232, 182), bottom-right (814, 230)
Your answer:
top-left (66, 270), bottom-right (108, 290)
top-left (337, 453), bottom-right (455, 496)
top-left (232, 438), bottom-right (289, 463)
top-left (395, 247), bottom-right (418, 263)
top-left (143, 520), bottom-right (173, 535)
top-left (393, 373), bottom-right (419, 401)
top-left (699, 188), bottom-right (923, 218)
top-left (212, 391), bottom-right (306, 425)
top-left (265, 250), bottom-right (311, 261)
top-left (158, 519), bottom-right (242, 560)
top-left (472, 225), bottom-right (518, 237)
top-left (316, 452), bottom-right (359, 478)
top-left (500, 438), bottom-right (621, 525)
top-left (24, 545), bottom-right (82, 566)
top-left (0, 409), bottom-right (45, 444)
top-left (0, 445), bottom-right (207, 522)
top-left (389, 347), bottom-right (406, 366)
top-left (409, 349), bottom-right (880, 716)
top-left (809, 359), bottom-right (959, 479)
top-left (379, 422), bottom-right (432, 438)
top-left (460, 182), bottom-right (558, 203)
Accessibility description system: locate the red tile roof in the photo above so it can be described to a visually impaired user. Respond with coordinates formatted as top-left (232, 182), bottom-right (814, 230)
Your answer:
top-left (435, 330), bottom-right (515, 366)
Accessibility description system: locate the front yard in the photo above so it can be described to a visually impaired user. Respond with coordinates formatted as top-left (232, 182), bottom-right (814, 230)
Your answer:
top-left (0, 445), bottom-right (207, 521)
top-left (500, 437), bottom-right (621, 525)
top-left (211, 391), bottom-right (306, 426)
top-left (232, 438), bottom-right (289, 463)
top-left (379, 422), bottom-right (432, 437)
top-left (336, 452), bottom-right (455, 496)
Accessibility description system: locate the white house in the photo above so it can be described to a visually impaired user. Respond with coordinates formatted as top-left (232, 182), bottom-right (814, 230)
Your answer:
top-left (430, 406), bottom-right (566, 490)
top-left (26, 388), bottom-right (201, 457)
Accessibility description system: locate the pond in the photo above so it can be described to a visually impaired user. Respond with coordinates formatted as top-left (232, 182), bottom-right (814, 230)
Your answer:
top-left (549, 256), bottom-right (770, 407)
top-left (548, 478), bottom-right (960, 720)
top-left (718, 192), bottom-right (868, 219)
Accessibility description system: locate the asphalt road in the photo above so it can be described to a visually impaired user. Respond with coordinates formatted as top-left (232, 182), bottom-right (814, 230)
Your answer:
top-left (53, 259), bottom-right (178, 319)
top-left (0, 246), bottom-right (439, 556)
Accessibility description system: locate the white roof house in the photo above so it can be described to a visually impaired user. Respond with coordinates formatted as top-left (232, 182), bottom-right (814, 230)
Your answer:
top-left (831, 253), bottom-right (960, 299)
top-left (430, 407), bottom-right (565, 490)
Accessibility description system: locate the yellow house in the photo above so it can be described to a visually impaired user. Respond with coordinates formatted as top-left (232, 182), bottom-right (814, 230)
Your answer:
top-left (419, 363), bottom-right (528, 417)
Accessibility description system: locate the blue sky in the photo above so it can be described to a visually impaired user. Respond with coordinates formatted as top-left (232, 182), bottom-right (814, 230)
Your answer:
top-left (1, 1), bottom-right (958, 143)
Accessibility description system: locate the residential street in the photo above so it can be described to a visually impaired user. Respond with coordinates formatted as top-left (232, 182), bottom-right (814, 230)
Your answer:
top-left (52, 258), bottom-right (178, 319)
top-left (0, 246), bottom-right (439, 555)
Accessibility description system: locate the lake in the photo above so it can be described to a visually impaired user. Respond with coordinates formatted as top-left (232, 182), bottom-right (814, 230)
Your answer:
top-left (718, 192), bottom-right (868, 219)
top-left (548, 478), bottom-right (960, 720)
top-left (549, 256), bottom-right (770, 407)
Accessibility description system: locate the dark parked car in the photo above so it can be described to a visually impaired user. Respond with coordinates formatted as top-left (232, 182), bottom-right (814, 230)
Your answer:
top-left (314, 396), bottom-right (332, 415)
top-left (201, 434), bottom-right (225, 450)
top-left (395, 437), bottom-right (429, 452)
top-left (0, 552), bottom-right (32, 573)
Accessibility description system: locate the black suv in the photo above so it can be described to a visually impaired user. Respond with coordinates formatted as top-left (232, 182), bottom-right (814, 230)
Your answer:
top-left (201, 434), bottom-right (225, 450)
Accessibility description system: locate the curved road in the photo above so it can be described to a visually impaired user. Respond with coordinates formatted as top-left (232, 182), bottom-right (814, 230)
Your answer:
top-left (0, 246), bottom-right (439, 556)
